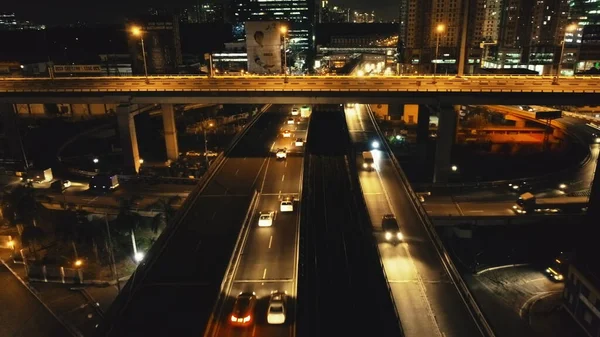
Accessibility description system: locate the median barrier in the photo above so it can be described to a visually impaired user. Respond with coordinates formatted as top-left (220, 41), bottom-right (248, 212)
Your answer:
top-left (366, 105), bottom-right (496, 337)
top-left (103, 103), bottom-right (272, 334)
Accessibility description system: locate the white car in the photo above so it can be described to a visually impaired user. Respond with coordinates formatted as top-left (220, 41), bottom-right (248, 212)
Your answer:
top-left (282, 130), bottom-right (292, 138)
top-left (205, 150), bottom-right (218, 157)
top-left (287, 118), bottom-right (295, 125)
top-left (258, 212), bottom-right (274, 227)
top-left (62, 180), bottom-right (72, 188)
top-left (267, 291), bottom-right (286, 325)
top-left (276, 148), bottom-right (287, 159)
top-left (295, 138), bottom-right (304, 147)
top-left (291, 108), bottom-right (299, 116)
top-left (280, 200), bottom-right (293, 212)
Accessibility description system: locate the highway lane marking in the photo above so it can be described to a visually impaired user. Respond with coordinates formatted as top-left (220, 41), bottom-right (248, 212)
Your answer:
top-left (268, 236), bottom-right (273, 249)
top-left (284, 161), bottom-right (288, 168)
top-left (363, 192), bottom-right (383, 195)
top-left (232, 279), bottom-right (293, 283)
top-left (235, 169), bottom-right (239, 175)
top-left (467, 210), bottom-right (484, 213)
top-left (453, 200), bottom-right (465, 216)
top-left (281, 175), bottom-right (285, 182)
top-left (270, 142), bottom-right (276, 151)
top-left (263, 268), bottom-right (267, 279)
top-left (252, 325), bottom-right (256, 337)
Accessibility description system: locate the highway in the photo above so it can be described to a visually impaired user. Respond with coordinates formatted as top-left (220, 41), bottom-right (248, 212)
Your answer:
top-left (101, 105), bottom-right (297, 337)
top-left (207, 107), bottom-right (307, 337)
top-left (2, 76), bottom-right (600, 105)
top-left (346, 104), bottom-right (483, 337)
top-left (297, 106), bottom-right (401, 337)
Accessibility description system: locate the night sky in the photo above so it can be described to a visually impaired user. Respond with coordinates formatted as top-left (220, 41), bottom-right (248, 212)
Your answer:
top-left (5, 0), bottom-right (399, 25)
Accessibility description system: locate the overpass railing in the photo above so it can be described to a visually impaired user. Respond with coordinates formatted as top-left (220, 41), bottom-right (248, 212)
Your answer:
top-left (102, 103), bottom-right (271, 335)
top-left (366, 105), bottom-right (496, 337)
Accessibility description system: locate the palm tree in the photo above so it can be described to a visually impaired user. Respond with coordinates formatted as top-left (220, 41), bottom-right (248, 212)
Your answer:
top-left (148, 195), bottom-right (181, 235)
top-left (114, 195), bottom-right (143, 259)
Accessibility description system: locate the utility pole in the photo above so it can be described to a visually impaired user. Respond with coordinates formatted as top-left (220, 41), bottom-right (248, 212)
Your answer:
top-left (105, 214), bottom-right (121, 292)
top-left (457, 0), bottom-right (469, 77)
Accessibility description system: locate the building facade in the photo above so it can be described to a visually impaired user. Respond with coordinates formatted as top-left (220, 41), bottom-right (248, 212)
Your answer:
top-left (563, 258), bottom-right (600, 337)
top-left (127, 15), bottom-right (182, 75)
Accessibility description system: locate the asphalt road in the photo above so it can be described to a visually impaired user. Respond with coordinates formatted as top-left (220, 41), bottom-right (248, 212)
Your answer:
top-left (102, 105), bottom-right (294, 337)
top-left (297, 106), bottom-right (401, 337)
top-left (210, 107), bottom-right (306, 337)
top-left (0, 262), bottom-right (71, 337)
top-left (347, 104), bottom-right (483, 337)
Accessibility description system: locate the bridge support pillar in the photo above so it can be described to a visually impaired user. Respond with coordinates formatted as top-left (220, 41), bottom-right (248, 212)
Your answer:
top-left (0, 103), bottom-right (27, 165)
top-left (433, 105), bottom-right (458, 183)
top-left (117, 104), bottom-right (140, 174)
top-left (161, 104), bottom-right (179, 161)
top-left (416, 105), bottom-right (430, 160)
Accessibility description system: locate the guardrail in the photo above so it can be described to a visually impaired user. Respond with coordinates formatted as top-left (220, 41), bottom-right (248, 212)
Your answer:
top-left (103, 103), bottom-right (272, 335)
top-left (203, 190), bottom-right (259, 337)
top-left (343, 151), bottom-right (405, 336)
top-left (366, 105), bottom-right (496, 337)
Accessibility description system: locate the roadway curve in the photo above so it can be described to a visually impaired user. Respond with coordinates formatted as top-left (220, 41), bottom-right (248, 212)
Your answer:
top-left (101, 105), bottom-right (298, 337)
top-left (2, 76), bottom-right (600, 105)
top-left (347, 104), bottom-right (483, 337)
top-left (422, 107), bottom-right (599, 218)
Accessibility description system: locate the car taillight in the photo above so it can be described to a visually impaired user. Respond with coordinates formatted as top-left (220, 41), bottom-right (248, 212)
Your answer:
top-left (243, 315), bottom-right (251, 323)
top-left (230, 316), bottom-right (237, 322)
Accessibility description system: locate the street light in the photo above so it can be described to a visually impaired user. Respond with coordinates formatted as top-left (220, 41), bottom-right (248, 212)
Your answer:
top-left (451, 165), bottom-right (458, 172)
top-left (204, 122), bottom-right (214, 168)
top-left (74, 259), bottom-right (83, 267)
top-left (93, 158), bottom-right (99, 164)
top-left (434, 24), bottom-right (445, 82)
top-left (134, 252), bottom-right (145, 263)
top-left (131, 26), bottom-right (149, 83)
top-left (280, 25), bottom-right (288, 83)
top-left (139, 158), bottom-right (144, 165)
top-left (556, 24), bottom-right (578, 83)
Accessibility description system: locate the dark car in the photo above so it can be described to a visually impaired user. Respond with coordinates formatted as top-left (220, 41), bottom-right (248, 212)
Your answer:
top-left (382, 214), bottom-right (403, 242)
top-left (230, 292), bottom-right (257, 326)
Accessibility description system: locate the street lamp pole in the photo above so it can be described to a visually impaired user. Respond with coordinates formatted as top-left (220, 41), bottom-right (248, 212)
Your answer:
top-left (434, 24), bottom-right (445, 83)
top-left (555, 24), bottom-right (577, 83)
top-left (280, 25), bottom-right (288, 83)
top-left (131, 26), bottom-right (149, 83)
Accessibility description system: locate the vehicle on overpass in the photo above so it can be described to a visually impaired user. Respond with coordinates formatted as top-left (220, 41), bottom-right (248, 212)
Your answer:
top-left (25, 168), bottom-right (53, 183)
top-left (267, 291), bottom-right (287, 325)
top-left (300, 105), bottom-right (311, 117)
top-left (345, 103), bottom-right (357, 109)
top-left (51, 179), bottom-right (71, 192)
top-left (362, 151), bottom-right (375, 171)
top-left (512, 192), bottom-right (588, 214)
top-left (258, 212), bottom-right (274, 227)
top-left (276, 148), bottom-right (287, 159)
top-left (230, 292), bottom-right (256, 326)
top-left (282, 130), bottom-right (292, 138)
top-left (291, 107), bottom-right (299, 116)
top-left (89, 174), bottom-right (119, 191)
top-left (545, 252), bottom-right (573, 282)
top-left (287, 117), bottom-right (295, 125)
top-left (508, 181), bottom-right (531, 193)
top-left (382, 214), bottom-right (403, 242)
top-left (294, 138), bottom-right (304, 147)
top-left (280, 199), bottom-right (293, 212)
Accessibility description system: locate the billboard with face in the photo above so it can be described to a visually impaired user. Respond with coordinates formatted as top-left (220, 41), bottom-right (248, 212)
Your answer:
top-left (246, 21), bottom-right (282, 74)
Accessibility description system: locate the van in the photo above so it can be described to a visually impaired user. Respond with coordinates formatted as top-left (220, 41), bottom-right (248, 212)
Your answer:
top-left (362, 151), bottom-right (375, 171)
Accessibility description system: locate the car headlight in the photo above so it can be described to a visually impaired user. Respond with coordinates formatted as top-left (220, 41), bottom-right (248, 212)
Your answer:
top-left (397, 232), bottom-right (403, 240)
top-left (363, 163), bottom-right (368, 168)
top-left (385, 232), bottom-right (392, 240)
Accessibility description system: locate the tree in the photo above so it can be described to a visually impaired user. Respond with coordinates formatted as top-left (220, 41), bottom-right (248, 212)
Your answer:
top-left (114, 195), bottom-right (143, 258)
top-left (148, 196), bottom-right (181, 234)
top-left (21, 226), bottom-right (46, 259)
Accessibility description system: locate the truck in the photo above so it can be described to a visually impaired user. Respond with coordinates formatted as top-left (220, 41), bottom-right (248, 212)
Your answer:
top-left (89, 174), bottom-right (119, 191)
top-left (512, 192), bottom-right (588, 214)
top-left (300, 105), bottom-right (312, 118)
top-left (25, 168), bottom-right (53, 183)
top-left (362, 151), bottom-right (375, 171)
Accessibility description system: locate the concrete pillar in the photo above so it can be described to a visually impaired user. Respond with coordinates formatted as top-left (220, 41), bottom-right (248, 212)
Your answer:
top-left (161, 104), bottom-right (179, 161)
top-left (403, 104), bottom-right (419, 125)
top-left (416, 105), bottom-right (430, 160)
top-left (117, 104), bottom-right (140, 174)
top-left (433, 105), bottom-right (458, 183)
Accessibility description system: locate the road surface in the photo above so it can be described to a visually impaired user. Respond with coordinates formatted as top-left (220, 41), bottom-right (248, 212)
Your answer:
top-left (347, 104), bottom-right (483, 337)
top-left (208, 106), bottom-right (306, 337)
top-left (102, 105), bottom-right (295, 337)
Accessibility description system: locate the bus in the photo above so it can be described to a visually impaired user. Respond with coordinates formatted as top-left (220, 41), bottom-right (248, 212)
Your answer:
top-left (512, 192), bottom-right (588, 214)
top-left (362, 151), bottom-right (375, 171)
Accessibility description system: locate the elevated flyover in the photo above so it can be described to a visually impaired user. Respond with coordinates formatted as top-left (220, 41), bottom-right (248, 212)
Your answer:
top-left (1, 75), bottom-right (600, 105)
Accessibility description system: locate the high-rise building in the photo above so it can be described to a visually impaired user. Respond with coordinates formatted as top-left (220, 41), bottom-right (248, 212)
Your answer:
top-left (186, 3), bottom-right (225, 23)
top-left (320, 4), bottom-right (350, 23)
top-left (352, 11), bottom-right (375, 23)
top-left (232, 0), bottom-right (316, 52)
top-left (0, 12), bottom-right (45, 31)
top-left (127, 15), bottom-right (182, 74)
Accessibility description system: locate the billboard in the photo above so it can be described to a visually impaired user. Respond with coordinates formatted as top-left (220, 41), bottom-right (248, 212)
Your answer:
top-left (54, 65), bottom-right (102, 73)
top-left (246, 21), bottom-right (282, 74)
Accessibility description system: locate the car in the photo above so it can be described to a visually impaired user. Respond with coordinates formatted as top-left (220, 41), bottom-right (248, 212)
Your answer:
top-left (280, 199), bottom-right (293, 212)
top-left (258, 212), bottom-right (274, 227)
top-left (282, 130), bottom-right (292, 138)
top-left (382, 214), bottom-right (403, 242)
top-left (294, 138), bottom-right (304, 147)
top-left (205, 150), bottom-right (218, 157)
top-left (287, 118), bottom-right (295, 125)
top-left (291, 108), bottom-right (299, 116)
top-left (267, 291), bottom-right (287, 324)
top-left (186, 150), bottom-right (201, 157)
top-left (62, 180), bottom-right (72, 188)
top-left (230, 292), bottom-right (257, 326)
top-left (276, 148), bottom-right (287, 159)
